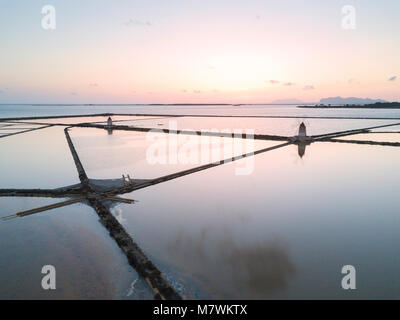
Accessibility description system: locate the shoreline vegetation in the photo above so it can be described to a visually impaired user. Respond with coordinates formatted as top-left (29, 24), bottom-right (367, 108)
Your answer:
top-left (298, 102), bottom-right (400, 109)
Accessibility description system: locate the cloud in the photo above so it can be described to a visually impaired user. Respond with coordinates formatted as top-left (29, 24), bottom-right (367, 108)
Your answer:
top-left (303, 85), bottom-right (315, 90)
top-left (70, 92), bottom-right (78, 96)
top-left (268, 80), bottom-right (280, 84)
top-left (207, 65), bottom-right (216, 70)
top-left (89, 83), bottom-right (99, 87)
top-left (124, 19), bottom-right (152, 27)
top-left (181, 89), bottom-right (187, 93)
top-left (348, 78), bottom-right (361, 85)
top-left (283, 82), bottom-right (296, 86)
top-left (193, 90), bottom-right (202, 94)
top-left (388, 76), bottom-right (397, 81)
top-left (0, 90), bottom-right (3, 94)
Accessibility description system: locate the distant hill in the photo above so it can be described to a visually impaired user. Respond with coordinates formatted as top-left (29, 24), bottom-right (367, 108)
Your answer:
top-left (298, 102), bottom-right (400, 109)
top-left (320, 96), bottom-right (387, 105)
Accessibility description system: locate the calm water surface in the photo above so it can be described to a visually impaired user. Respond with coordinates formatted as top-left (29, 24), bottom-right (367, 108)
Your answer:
top-left (1, 106), bottom-right (400, 299)
top-left (2, 104), bottom-right (400, 119)
top-left (114, 142), bottom-right (400, 299)
top-left (0, 197), bottom-right (153, 299)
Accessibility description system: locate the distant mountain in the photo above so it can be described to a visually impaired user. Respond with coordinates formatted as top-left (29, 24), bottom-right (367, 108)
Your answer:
top-left (319, 96), bottom-right (387, 105)
top-left (298, 102), bottom-right (400, 109)
top-left (270, 98), bottom-right (304, 104)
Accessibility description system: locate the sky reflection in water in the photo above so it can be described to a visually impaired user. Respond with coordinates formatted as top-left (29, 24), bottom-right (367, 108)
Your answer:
top-left (1, 113), bottom-right (400, 299)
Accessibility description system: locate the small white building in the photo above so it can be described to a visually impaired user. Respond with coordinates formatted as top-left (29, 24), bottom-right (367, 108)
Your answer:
top-left (298, 122), bottom-right (306, 137)
top-left (107, 116), bottom-right (112, 127)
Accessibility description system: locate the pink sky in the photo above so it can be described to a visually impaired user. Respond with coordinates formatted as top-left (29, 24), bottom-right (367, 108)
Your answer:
top-left (0, 0), bottom-right (399, 103)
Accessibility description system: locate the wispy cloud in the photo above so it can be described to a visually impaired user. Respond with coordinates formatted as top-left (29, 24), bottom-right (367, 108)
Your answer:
top-left (268, 80), bottom-right (280, 84)
top-left (283, 82), bottom-right (296, 86)
top-left (70, 92), bottom-right (78, 96)
top-left (193, 90), bottom-right (202, 94)
top-left (303, 85), bottom-right (315, 90)
top-left (348, 78), bottom-right (361, 85)
top-left (124, 19), bottom-right (152, 27)
top-left (89, 83), bottom-right (99, 87)
top-left (388, 76), bottom-right (397, 81)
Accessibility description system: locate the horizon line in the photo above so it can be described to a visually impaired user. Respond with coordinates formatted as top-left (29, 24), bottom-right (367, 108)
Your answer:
top-left (0, 102), bottom-right (319, 106)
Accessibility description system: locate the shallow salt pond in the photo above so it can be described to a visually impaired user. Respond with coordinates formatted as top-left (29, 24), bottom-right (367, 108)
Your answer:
top-left (0, 123), bottom-right (46, 137)
top-left (15, 115), bottom-right (169, 125)
top-left (69, 127), bottom-right (281, 180)
top-left (2, 114), bottom-right (400, 299)
top-left (125, 116), bottom-right (400, 137)
top-left (336, 133), bottom-right (400, 143)
top-left (0, 126), bottom-right (79, 189)
top-left (0, 197), bottom-right (154, 299)
top-left (112, 141), bottom-right (400, 299)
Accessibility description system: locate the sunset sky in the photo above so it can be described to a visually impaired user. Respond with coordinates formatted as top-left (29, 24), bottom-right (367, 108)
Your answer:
top-left (0, 0), bottom-right (399, 104)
